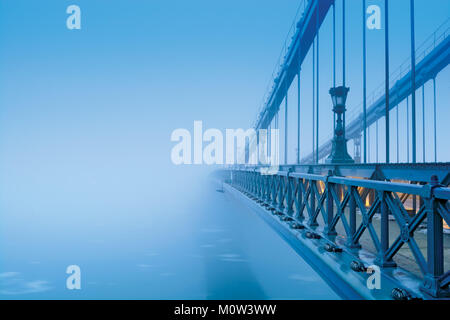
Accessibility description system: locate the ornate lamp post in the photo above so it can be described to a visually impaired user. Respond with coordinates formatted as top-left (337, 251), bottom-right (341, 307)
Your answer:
top-left (326, 86), bottom-right (354, 164)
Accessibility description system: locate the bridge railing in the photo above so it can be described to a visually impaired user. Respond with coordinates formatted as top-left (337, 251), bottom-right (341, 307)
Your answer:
top-left (226, 168), bottom-right (450, 298)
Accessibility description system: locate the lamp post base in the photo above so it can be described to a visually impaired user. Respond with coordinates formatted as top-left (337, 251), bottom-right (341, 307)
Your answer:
top-left (325, 138), bottom-right (355, 164)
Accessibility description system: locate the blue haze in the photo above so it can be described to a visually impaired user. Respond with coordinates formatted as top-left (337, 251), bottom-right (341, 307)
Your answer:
top-left (0, 0), bottom-right (448, 299)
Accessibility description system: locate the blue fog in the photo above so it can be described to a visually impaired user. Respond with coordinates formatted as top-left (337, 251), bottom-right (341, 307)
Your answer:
top-left (0, 0), bottom-right (448, 299)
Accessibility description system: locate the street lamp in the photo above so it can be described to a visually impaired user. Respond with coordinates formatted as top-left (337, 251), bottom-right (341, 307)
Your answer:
top-left (325, 86), bottom-right (355, 164)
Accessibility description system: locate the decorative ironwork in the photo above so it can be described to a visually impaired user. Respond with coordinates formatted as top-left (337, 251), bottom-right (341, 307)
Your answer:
top-left (228, 168), bottom-right (450, 298)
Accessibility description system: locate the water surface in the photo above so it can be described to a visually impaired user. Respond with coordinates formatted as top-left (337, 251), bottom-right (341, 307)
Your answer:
top-left (0, 178), bottom-right (339, 299)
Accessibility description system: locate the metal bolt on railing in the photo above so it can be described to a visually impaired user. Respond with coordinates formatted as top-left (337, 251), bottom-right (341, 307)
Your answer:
top-left (280, 216), bottom-right (294, 222)
top-left (290, 222), bottom-right (306, 230)
top-left (305, 231), bottom-right (321, 240)
top-left (350, 260), bottom-right (367, 273)
top-left (391, 288), bottom-right (414, 301)
top-left (324, 243), bottom-right (343, 253)
top-left (271, 210), bottom-right (282, 216)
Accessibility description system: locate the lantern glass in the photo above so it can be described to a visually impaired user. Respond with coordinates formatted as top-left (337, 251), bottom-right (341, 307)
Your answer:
top-left (331, 95), bottom-right (338, 108)
top-left (329, 86), bottom-right (349, 107)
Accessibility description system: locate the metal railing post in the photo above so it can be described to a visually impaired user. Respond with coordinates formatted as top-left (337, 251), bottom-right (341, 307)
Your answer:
top-left (246, 171), bottom-right (250, 192)
top-left (256, 171), bottom-right (262, 198)
top-left (309, 180), bottom-right (318, 227)
top-left (376, 191), bottom-right (397, 268)
top-left (271, 175), bottom-right (278, 210)
top-left (297, 179), bottom-right (305, 222)
top-left (421, 175), bottom-right (446, 297)
top-left (348, 186), bottom-right (362, 248)
top-left (325, 171), bottom-right (337, 235)
top-left (262, 174), bottom-right (268, 203)
top-left (254, 171), bottom-right (258, 195)
top-left (266, 175), bottom-right (272, 204)
top-left (277, 175), bottom-right (285, 213)
top-left (285, 171), bottom-right (294, 216)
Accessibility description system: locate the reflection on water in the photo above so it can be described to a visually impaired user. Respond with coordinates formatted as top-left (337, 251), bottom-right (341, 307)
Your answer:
top-left (0, 178), bottom-right (339, 300)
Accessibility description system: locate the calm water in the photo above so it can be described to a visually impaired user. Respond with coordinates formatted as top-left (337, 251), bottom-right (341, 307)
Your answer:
top-left (0, 177), bottom-right (339, 300)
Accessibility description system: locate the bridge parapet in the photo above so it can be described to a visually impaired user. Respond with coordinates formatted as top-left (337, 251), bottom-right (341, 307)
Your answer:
top-left (219, 166), bottom-right (450, 298)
